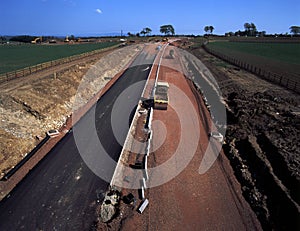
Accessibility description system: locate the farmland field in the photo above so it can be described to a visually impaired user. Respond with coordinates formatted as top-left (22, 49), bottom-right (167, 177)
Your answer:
top-left (204, 41), bottom-right (300, 92)
top-left (207, 41), bottom-right (300, 65)
top-left (0, 42), bottom-right (118, 74)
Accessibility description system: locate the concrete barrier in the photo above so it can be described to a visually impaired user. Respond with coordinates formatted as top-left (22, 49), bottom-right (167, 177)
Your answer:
top-left (137, 199), bottom-right (149, 214)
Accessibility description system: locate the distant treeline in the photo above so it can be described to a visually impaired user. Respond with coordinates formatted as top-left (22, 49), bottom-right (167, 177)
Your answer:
top-left (2, 35), bottom-right (60, 43)
top-left (10, 35), bottom-right (36, 43)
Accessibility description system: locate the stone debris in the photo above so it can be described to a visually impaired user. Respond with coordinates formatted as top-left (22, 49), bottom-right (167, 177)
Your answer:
top-left (100, 190), bottom-right (120, 223)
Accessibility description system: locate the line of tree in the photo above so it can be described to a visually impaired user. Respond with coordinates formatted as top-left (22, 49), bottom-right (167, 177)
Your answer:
top-left (224, 22), bottom-right (265, 37)
top-left (9, 35), bottom-right (37, 43)
top-left (128, 25), bottom-right (175, 37)
top-left (7, 35), bottom-right (63, 43)
top-left (127, 24), bottom-right (299, 37)
top-left (224, 23), bottom-right (300, 37)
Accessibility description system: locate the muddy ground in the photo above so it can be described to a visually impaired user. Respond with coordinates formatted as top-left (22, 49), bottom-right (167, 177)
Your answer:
top-left (0, 45), bottom-right (143, 179)
top-left (186, 43), bottom-right (300, 230)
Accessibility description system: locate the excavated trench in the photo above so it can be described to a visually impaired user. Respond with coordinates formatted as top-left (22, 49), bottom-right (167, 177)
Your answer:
top-left (224, 130), bottom-right (300, 230)
top-left (256, 133), bottom-right (300, 205)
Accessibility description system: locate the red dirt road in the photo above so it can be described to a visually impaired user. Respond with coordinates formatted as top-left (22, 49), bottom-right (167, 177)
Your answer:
top-left (119, 43), bottom-right (261, 230)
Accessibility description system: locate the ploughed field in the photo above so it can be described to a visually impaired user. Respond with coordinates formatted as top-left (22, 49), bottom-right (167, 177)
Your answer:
top-left (0, 42), bottom-right (118, 74)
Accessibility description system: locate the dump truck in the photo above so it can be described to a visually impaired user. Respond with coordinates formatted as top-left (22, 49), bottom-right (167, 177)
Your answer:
top-left (154, 81), bottom-right (169, 110)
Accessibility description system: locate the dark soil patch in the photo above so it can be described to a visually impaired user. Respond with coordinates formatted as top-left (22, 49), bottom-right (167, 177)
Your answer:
top-left (187, 45), bottom-right (300, 230)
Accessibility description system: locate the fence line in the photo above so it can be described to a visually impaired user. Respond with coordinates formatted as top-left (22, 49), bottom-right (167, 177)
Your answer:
top-left (0, 44), bottom-right (119, 84)
top-left (202, 45), bottom-right (300, 94)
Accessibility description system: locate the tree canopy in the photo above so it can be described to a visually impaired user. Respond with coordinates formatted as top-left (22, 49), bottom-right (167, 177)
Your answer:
top-left (290, 26), bottom-right (300, 35)
top-left (10, 35), bottom-right (36, 43)
top-left (204, 26), bottom-right (214, 34)
top-left (244, 22), bottom-right (257, 36)
top-left (160, 25), bottom-right (175, 36)
top-left (140, 27), bottom-right (152, 36)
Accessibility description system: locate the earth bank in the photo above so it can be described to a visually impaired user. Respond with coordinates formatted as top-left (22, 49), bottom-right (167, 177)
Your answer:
top-left (185, 43), bottom-right (300, 230)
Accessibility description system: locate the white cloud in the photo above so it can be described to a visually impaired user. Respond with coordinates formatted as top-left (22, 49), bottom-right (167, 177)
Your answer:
top-left (95, 9), bottom-right (102, 14)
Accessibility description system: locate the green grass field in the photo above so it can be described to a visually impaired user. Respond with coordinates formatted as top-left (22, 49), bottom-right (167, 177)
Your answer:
top-left (0, 42), bottom-right (118, 74)
top-left (207, 41), bottom-right (300, 65)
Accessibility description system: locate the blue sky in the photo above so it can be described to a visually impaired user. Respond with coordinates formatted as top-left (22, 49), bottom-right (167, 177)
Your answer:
top-left (1, 0), bottom-right (299, 36)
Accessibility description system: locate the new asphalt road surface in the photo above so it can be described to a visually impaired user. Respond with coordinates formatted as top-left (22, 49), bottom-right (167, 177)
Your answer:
top-left (0, 48), bottom-right (157, 230)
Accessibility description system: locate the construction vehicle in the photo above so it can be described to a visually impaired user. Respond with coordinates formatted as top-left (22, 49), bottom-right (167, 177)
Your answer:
top-left (162, 37), bottom-right (168, 42)
top-left (154, 81), bottom-right (169, 110)
top-left (31, 36), bottom-right (42, 44)
top-left (64, 36), bottom-right (69, 43)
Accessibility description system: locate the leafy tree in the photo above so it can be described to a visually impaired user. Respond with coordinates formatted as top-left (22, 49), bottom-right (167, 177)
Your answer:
top-left (204, 26), bottom-right (214, 34)
top-left (160, 25), bottom-right (175, 36)
top-left (244, 22), bottom-right (257, 36)
top-left (258, 31), bottom-right (266, 37)
top-left (0, 36), bottom-right (7, 43)
top-left (140, 30), bottom-right (146, 36)
top-left (290, 26), bottom-right (300, 35)
top-left (204, 26), bottom-right (210, 34)
top-left (225, 32), bottom-right (234, 37)
top-left (140, 27), bottom-right (152, 36)
top-left (127, 32), bottom-right (135, 37)
top-left (244, 23), bottom-right (251, 33)
top-left (250, 23), bottom-right (257, 36)
top-left (144, 27), bottom-right (152, 36)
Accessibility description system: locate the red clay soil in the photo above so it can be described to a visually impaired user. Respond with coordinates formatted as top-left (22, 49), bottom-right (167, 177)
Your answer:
top-left (114, 45), bottom-right (262, 230)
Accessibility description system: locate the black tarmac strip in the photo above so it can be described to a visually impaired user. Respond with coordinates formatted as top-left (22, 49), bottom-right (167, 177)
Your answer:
top-left (0, 50), bottom-right (156, 230)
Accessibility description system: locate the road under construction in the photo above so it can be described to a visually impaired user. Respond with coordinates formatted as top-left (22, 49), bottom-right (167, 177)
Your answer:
top-left (0, 41), bottom-right (262, 230)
